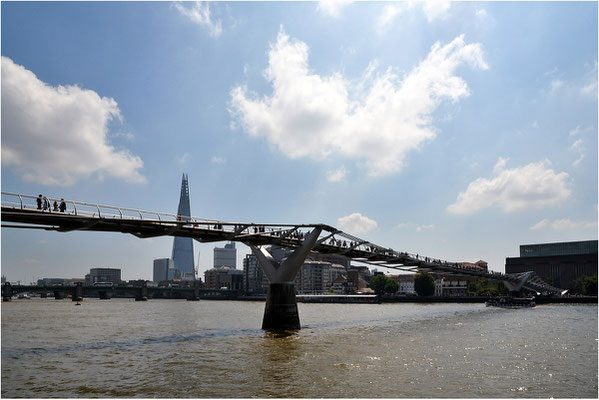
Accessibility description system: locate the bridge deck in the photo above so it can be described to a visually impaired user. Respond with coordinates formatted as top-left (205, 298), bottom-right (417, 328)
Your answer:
top-left (1, 192), bottom-right (563, 295)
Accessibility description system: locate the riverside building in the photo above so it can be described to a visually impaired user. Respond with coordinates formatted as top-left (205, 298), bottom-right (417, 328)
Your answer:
top-left (505, 240), bottom-right (598, 290)
top-left (214, 242), bottom-right (237, 268)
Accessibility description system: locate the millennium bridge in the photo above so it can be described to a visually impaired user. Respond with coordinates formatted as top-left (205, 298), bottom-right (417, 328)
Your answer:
top-left (1, 192), bottom-right (563, 329)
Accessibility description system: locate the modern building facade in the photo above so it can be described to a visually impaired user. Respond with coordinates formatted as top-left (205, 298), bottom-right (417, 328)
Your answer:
top-left (171, 174), bottom-right (195, 278)
top-left (153, 258), bottom-right (177, 283)
top-left (243, 253), bottom-right (268, 294)
top-left (214, 242), bottom-right (236, 268)
top-left (505, 240), bottom-right (598, 290)
top-left (85, 268), bottom-right (122, 285)
top-left (204, 266), bottom-right (243, 291)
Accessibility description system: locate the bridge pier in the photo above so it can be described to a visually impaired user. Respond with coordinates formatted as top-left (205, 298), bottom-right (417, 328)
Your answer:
top-left (135, 283), bottom-right (148, 301)
top-left (2, 282), bottom-right (12, 302)
top-left (98, 290), bottom-right (111, 300)
top-left (72, 282), bottom-right (83, 302)
top-left (187, 285), bottom-right (200, 301)
top-left (251, 227), bottom-right (322, 331)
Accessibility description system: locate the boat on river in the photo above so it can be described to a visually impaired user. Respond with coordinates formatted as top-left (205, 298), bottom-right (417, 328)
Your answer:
top-left (485, 296), bottom-right (535, 308)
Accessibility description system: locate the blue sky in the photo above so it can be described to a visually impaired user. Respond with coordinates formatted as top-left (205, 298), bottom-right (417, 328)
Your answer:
top-left (2, 1), bottom-right (597, 284)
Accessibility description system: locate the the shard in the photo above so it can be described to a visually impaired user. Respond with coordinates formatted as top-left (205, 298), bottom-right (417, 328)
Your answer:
top-left (171, 173), bottom-right (195, 279)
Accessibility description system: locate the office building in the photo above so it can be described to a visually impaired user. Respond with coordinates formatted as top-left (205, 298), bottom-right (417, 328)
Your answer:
top-left (85, 268), bottom-right (122, 285)
top-left (505, 240), bottom-right (598, 290)
top-left (214, 242), bottom-right (237, 268)
top-left (171, 174), bottom-right (195, 278)
top-left (153, 258), bottom-right (176, 283)
top-left (295, 261), bottom-right (330, 294)
top-left (243, 253), bottom-right (268, 294)
top-left (204, 266), bottom-right (243, 291)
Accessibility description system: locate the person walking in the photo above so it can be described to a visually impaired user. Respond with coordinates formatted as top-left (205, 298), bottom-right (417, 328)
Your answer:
top-left (59, 198), bottom-right (67, 213)
top-left (53, 200), bottom-right (59, 212)
top-left (37, 195), bottom-right (43, 210)
top-left (42, 196), bottom-right (49, 211)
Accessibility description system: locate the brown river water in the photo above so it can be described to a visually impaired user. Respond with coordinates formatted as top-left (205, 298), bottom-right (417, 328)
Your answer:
top-left (1, 299), bottom-right (597, 398)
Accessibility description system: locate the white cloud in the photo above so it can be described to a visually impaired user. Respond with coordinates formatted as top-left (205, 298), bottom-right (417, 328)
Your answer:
top-left (568, 125), bottom-right (592, 137)
top-left (416, 224), bottom-right (436, 232)
top-left (174, 1), bottom-right (222, 37)
top-left (530, 218), bottom-right (550, 230)
top-left (1, 56), bottom-right (146, 186)
top-left (211, 156), bottom-right (226, 165)
top-left (337, 212), bottom-right (378, 234)
top-left (326, 166), bottom-right (348, 182)
top-left (177, 152), bottom-right (192, 166)
top-left (572, 154), bottom-right (585, 167)
top-left (230, 29), bottom-right (487, 177)
top-left (580, 61), bottom-right (597, 97)
top-left (376, 4), bottom-right (406, 33)
top-left (551, 218), bottom-right (598, 230)
top-left (397, 222), bottom-right (436, 232)
top-left (422, 0), bottom-right (451, 22)
top-left (531, 218), bottom-right (597, 231)
top-left (550, 79), bottom-right (565, 94)
top-left (569, 127), bottom-right (589, 167)
top-left (111, 131), bottom-right (135, 141)
top-left (493, 157), bottom-right (509, 173)
top-left (447, 158), bottom-right (571, 214)
top-left (317, 0), bottom-right (353, 17)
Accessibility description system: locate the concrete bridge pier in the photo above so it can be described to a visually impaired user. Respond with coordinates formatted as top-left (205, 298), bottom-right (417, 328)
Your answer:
top-left (98, 291), bottom-right (111, 300)
top-left (135, 283), bottom-right (148, 301)
top-left (187, 285), bottom-right (200, 301)
top-left (2, 282), bottom-right (12, 302)
top-left (72, 282), bottom-right (83, 302)
top-left (251, 227), bottom-right (322, 331)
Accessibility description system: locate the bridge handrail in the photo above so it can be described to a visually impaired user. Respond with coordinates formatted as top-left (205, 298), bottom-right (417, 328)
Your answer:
top-left (1, 192), bottom-right (223, 224)
top-left (0, 192), bottom-right (563, 294)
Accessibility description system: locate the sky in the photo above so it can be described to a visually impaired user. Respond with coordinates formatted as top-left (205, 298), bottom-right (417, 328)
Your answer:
top-left (1, 1), bottom-right (597, 284)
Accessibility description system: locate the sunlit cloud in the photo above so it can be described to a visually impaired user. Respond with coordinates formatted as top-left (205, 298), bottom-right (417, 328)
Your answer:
top-left (230, 29), bottom-right (487, 177)
top-left (1, 56), bottom-right (146, 186)
top-left (337, 212), bottom-right (378, 234)
top-left (448, 158), bottom-right (571, 214)
top-left (531, 218), bottom-right (597, 231)
top-left (174, 1), bottom-right (223, 37)
top-left (326, 166), bottom-right (348, 182)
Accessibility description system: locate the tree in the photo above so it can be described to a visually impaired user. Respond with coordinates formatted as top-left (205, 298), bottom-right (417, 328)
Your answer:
top-left (574, 274), bottom-right (598, 295)
top-left (384, 279), bottom-right (399, 294)
top-left (414, 273), bottom-right (435, 296)
top-left (369, 274), bottom-right (387, 294)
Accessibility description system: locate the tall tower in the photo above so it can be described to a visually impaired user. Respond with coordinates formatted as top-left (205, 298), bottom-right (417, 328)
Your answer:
top-left (171, 173), bottom-right (195, 279)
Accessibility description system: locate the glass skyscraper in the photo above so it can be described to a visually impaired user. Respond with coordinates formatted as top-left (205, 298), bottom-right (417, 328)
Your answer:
top-left (171, 173), bottom-right (195, 278)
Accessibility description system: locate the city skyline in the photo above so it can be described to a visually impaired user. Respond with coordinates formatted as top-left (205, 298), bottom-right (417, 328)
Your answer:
top-left (1, 1), bottom-right (597, 283)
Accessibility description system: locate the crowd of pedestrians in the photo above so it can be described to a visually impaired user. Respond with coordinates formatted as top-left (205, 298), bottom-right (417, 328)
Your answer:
top-left (37, 194), bottom-right (66, 213)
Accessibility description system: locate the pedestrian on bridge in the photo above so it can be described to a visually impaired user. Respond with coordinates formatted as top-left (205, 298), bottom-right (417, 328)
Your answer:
top-left (37, 195), bottom-right (42, 210)
top-left (42, 196), bottom-right (50, 211)
top-left (53, 200), bottom-right (58, 212)
top-left (59, 199), bottom-right (66, 213)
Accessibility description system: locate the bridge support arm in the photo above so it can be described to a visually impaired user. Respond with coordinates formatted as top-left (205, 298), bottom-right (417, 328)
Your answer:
top-left (250, 227), bottom-right (322, 330)
top-left (503, 271), bottom-right (535, 293)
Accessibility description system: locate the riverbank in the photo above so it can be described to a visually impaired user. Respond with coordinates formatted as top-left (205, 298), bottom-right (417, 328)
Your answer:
top-left (236, 294), bottom-right (597, 304)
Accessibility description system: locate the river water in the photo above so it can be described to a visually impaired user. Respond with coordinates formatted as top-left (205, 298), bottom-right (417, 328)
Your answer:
top-left (1, 299), bottom-right (597, 398)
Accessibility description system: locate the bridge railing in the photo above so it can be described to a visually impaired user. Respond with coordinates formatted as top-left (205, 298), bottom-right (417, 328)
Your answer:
top-left (1, 192), bottom-right (228, 225)
top-left (1, 192), bottom-right (496, 278)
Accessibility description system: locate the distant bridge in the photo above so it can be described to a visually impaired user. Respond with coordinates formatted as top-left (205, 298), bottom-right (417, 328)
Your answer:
top-left (1, 192), bottom-right (562, 296)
